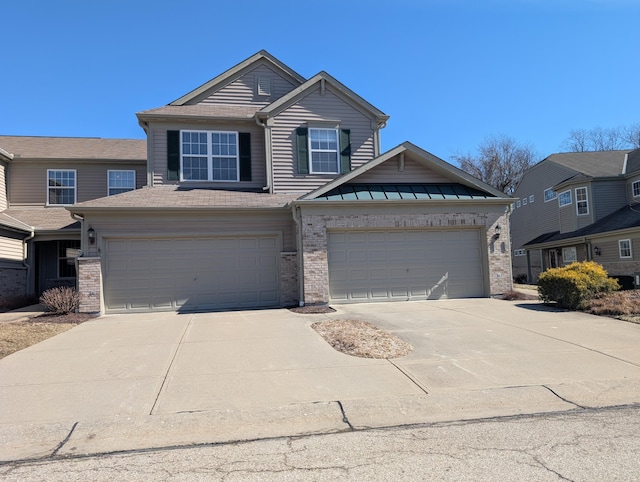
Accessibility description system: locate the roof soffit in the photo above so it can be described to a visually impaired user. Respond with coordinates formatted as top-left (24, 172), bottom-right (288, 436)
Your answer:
top-left (258, 71), bottom-right (389, 124)
top-left (300, 142), bottom-right (511, 201)
top-left (169, 51), bottom-right (306, 106)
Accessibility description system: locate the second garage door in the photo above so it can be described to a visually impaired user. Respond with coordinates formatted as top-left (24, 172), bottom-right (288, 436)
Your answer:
top-left (104, 236), bottom-right (280, 312)
top-left (328, 229), bottom-right (485, 302)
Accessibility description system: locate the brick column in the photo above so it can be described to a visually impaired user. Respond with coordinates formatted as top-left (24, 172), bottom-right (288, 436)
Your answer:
top-left (279, 252), bottom-right (299, 306)
top-left (77, 257), bottom-right (102, 314)
top-left (487, 212), bottom-right (513, 296)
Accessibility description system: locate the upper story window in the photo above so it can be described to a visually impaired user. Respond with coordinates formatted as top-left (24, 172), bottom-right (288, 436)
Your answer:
top-left (619, 239), bottom-right (632, 258)
top-left (544, 187), bottom-right (557, 202)
top-left (575, 187), bottom-right (589, 215)
top-left (529, 194), bottom-right (534, 203)
top-left (108, 170), bottom-right (136, 196)
top-left (633, 180), bottom-right (640, 198)
top-left (181, 130), bottom-right (239, 181)
top-left (558, 190), bottom-right (571, 207)
top-left (47, 169), bottom-right (76, 205)
top-left (309, 128), bottom-right (339, 174)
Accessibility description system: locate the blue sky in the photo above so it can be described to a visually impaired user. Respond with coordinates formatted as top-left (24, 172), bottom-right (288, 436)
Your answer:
top-left (1, 0), bottom-right (638, 164)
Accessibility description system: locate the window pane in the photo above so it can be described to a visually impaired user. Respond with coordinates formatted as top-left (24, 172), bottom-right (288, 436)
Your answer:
top-left (183, 156), bottom-right (208, 180)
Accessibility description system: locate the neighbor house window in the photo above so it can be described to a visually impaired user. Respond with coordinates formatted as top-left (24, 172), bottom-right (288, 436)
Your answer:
top-left (58, 240), bottom-right (80, 278)
top-left (522, 197), bottom-right (528, 206)
top-left (516, 200), bottom-right (521, 208)
top-left (619, 239), bottom-right (632, 258)
top-left (108, 170), bottom-right (136, 196)
top-left (181, 130), bottom-right (239, 181)
top-left (47, 170), bottom-right (76, 205)
top-left (529, 194), bottom-right (534, 203)
top-left (575, 187), bottom-right (589, 215)
top-left (562, 247), bottom-right (577, 263)
top-left (514, 249), bottom-right (526, 256)
top-left (309, 128), bottom-right (339, 174)
top-left (633, 180), bottom-right (640, 198)
top-left (544, 188), bottom-right (557, 202)
top-left (558, 190), bottom-right (571, 207)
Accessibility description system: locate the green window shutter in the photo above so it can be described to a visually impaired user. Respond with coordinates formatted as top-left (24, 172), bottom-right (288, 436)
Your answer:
top-left (340, 129), bottom-right (351, 174)
top-left (167, 130), bottom-right (180, 181)
top-left (296, 127), bottom-right (309, 174)
top-left (239, 132), bottom-right (251, 181)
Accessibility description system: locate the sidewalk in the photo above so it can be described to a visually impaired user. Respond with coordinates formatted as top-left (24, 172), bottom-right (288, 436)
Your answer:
top-left (0, 304), bottom-right (45, 323)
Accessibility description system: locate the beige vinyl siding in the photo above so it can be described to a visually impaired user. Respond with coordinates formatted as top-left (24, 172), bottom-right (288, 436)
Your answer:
top-left (271, 86), bottom-right (377, 193)
top-left (148, 121), bottom-right (266, 188)
top-left (0, 161), bottom-right (7, 210)
top-left (200, 64), bottom-right (297, 106)
top-left (354, 157), bottom-right (452, 183)
top-left (83, 210), bottom-right (296, 252)
top-left (8, 161), bottom-right (146, 206)
top-left (0, 234), bottom-right (24, 261)
top-left (592, 179), bottom-right (627, 221)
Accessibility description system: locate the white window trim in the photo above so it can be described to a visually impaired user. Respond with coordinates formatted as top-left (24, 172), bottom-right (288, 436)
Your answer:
top-left (180, 130), bottom-right (240, 182)
top-left (544, 187), bottom-right (557, 202)
top-left (632, 180), bottom-right (640, 198)
top-left (107, 170), bottom-right (136, 196)
top-left (575, 187), bottom-right (589, 216)
top-left (47, 169), bottom-right (77, 206)
top-left (558, 190), bottom-right (571, 207)
top-left (619, 239), bottom-right (632, 259)
top-left (308, 127), bottom-right (340, 174)
top-left (562, 246), bottom-right (577, 263)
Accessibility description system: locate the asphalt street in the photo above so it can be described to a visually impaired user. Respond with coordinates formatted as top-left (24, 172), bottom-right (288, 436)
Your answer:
top-left (2, 405), bottom-right (638, 481)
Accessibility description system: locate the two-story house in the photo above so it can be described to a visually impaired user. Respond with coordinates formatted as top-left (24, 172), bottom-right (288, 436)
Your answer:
top-left (511, 148), bottom-right (640, 285)
top-left (2, 51), bottom-right (513, 313)
top-left (0, 137), bottom-right (146, 298)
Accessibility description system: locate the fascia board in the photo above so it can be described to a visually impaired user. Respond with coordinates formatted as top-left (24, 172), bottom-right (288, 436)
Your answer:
top-left (136, 112), bottom-right (256, 123)
top-left (260, 72), bottom-right (389, 123)
top-left (0, 147), bottom-right (14, 161)
top-left (170, 51), bottom-right (306, 106)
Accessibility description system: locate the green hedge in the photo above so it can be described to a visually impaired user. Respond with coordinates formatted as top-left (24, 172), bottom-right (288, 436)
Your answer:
top-left (538, 261), bottom-right (619, 310)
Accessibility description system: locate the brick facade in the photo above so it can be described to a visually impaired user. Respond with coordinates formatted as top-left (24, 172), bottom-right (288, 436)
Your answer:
top-left (300, 211), bottom-right (512, 305)
top-left (279, 252), bottom-right (299, 306)
top-left (0, 266), bottom-right (27, 299)
top-left (77, 257), bottom-right (102, 313)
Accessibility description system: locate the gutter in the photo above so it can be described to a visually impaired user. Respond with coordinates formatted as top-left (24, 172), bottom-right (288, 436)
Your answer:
top-left (291, 205), bottom-right (305, 306)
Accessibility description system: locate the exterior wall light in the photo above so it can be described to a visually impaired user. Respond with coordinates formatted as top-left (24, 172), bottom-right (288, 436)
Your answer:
top-left (88, 226), bottom-right (96, 245)
top-left (594, 246), bottom-right (601, 256)
top-left (493, 224), bottom-right (501, 240)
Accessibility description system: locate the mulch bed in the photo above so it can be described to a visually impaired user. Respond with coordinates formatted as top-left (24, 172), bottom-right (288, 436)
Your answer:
top-left (289, 305), bottom-right (336, 314)
top-left (28, 312), bottom-right (95, 324)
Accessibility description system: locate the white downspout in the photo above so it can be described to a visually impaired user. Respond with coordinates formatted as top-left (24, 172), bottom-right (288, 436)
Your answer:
top-left (22, 229), bottom-right (35, 296)
top-left (256, 115), bottom-right (273, 193)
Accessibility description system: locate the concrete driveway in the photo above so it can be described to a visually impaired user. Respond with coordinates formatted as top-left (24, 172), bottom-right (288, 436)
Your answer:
top-left (2, 298), bottom-right (640, 460)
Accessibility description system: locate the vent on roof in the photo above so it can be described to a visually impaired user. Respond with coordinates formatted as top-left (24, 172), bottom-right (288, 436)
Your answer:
top-left (257, 77), bottom-right (271, 96)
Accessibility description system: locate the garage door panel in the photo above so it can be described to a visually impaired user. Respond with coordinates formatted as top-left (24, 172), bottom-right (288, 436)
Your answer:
top-left (104, 236), bottom-right (280, 312)
top-left (328, 229), bottom-right (484, 302)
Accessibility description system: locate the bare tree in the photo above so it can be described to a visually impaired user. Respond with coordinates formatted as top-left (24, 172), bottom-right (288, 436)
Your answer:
top-left (561, 124), bottom-right (639, 152)
top-left (622, 123), bottom-right (640, 149)
top-left (452, 135), bottom-right (537, 195)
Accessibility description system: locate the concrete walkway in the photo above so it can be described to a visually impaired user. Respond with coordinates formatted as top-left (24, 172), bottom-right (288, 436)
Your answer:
top-left (1, 299), bottom-right (639, 462)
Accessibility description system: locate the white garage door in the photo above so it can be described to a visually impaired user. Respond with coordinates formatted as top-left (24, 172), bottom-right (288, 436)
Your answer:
top-left (104, 236), bottom-right (279, 312)
top-left (328, 229), bottom-right (484, 302)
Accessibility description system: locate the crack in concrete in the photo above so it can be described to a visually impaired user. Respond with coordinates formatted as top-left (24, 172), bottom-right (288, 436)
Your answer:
top-left (50, 421), bottom-right (78, 457)
top-left (542, 385), bottom-right (587, 409)
top-left (335, 400), bottom-right (354, 430)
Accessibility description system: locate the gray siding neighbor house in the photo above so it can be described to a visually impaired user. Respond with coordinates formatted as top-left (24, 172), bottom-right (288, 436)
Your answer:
top-left (1, 51), bottom-right (514, 313)
top-left (511, 148), bottom-right (640, 285)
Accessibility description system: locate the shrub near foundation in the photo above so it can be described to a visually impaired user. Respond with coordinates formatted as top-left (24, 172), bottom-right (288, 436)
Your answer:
top-left (39, 286), bottom-right (80, 314)
top-left (538, 261), bottom-right (619, 310)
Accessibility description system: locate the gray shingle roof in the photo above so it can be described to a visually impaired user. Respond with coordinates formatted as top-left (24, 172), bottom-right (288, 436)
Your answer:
top-left (137, 104), bottom-right (260, 120)
top-left (546, 150), bottom-right (631, 178)
top-left (1, 208), bottom-right (80, 231)
top-left (68, 186), bottom-right (300, 210)
top-left (0, 136), bottom-right (146, 161)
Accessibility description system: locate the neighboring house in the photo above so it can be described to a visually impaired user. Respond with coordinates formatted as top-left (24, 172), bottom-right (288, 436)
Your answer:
top-left (1, 51), bottom-right (514, 313)
top-left (511, 148), bottom-right (640, 285)
top-left (0, 137), bottom-right (147, 298)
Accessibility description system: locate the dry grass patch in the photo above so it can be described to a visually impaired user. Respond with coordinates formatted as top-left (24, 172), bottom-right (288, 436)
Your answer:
top-left (0, 313), bottom-right (93, 359)
top-left (311, 319), bottom-right (413, 359)
top-left (586, 290), bottom-right (640, 322)
top-left (502, 289), bottom-right (538, 301)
